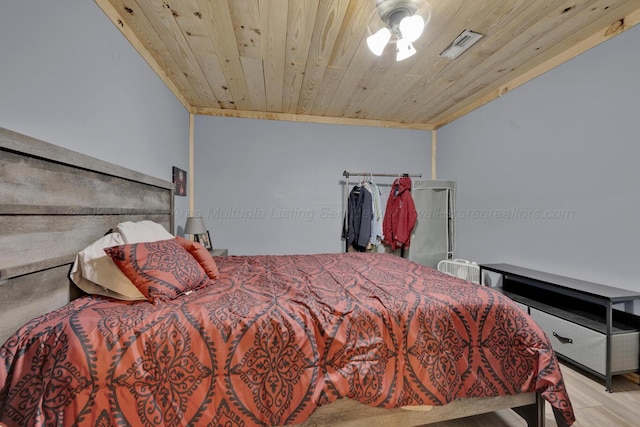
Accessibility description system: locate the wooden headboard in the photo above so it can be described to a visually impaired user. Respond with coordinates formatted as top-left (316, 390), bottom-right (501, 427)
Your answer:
top-left (0, 127), bottom-right (174, 343)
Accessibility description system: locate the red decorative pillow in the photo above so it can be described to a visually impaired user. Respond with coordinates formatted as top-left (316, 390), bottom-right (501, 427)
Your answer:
top-left (175, 236), bottom-right (219, 280)
top-left (104, 239), bottom-right (212, 304)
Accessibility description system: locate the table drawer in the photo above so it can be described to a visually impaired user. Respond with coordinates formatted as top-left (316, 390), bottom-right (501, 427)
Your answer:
top-left (530, 308), bottom-right (639, 375)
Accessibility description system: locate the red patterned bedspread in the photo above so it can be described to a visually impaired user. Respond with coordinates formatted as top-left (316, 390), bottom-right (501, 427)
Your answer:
top-left (0, 253), bottom-right (574, 426)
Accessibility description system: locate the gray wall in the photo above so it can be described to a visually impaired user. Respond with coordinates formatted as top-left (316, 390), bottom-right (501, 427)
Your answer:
top-left (194, 116), bottom-right (431, 255)
top-left (0, 0), bottom-right (189, 232)
top-left (437, 24), bottom-right (640, 294)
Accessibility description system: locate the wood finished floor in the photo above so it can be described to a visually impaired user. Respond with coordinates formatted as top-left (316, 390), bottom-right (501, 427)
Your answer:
top-left (428, 364), bottom-right (640, 427)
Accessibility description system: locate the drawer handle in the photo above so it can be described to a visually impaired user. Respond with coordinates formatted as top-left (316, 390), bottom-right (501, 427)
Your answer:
top-left (552, 332), bottom-right (573, 344)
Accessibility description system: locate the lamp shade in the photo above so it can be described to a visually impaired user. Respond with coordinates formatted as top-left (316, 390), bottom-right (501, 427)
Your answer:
top-left (367, 27), bottom-right (392, 56)
top-left (396, 37), bottom-right (416, 61)
top-left (184, 216), bottom-right (207, 235)
top-left (399, 14), bottom-right (424, 42)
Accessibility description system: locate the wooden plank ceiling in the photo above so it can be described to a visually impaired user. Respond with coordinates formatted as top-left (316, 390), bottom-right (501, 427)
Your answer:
top-left (95, 0), bottom-right (640, 130)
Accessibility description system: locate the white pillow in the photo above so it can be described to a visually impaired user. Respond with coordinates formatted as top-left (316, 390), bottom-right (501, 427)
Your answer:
top-left (116, 220), bottom-right (174, 244)
top-left (69, 232), bottom-right (146, 300)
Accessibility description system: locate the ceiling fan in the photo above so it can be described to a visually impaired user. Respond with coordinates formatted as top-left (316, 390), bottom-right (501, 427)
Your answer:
top-left (366, 0), bottom-right (431, 61)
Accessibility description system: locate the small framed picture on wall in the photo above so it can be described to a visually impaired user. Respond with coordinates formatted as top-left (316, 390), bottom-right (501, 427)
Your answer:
top-left (172, 166), bottom-right (186, 196)
top-left (195, 231), bottom-right (212, 250)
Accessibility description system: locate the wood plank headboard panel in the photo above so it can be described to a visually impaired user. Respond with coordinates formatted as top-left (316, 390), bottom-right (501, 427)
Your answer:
top-left (0, 127), bottom-right (174, 343)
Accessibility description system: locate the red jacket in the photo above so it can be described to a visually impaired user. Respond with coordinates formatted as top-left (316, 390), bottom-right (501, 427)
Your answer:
top-left (383, 177), bottom-right (417, 249)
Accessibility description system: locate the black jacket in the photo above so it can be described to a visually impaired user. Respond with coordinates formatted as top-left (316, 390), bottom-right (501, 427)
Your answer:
top-left (343, 185), bottom-right (373, 251)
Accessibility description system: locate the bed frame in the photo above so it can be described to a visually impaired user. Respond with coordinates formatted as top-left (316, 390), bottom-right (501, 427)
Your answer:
top-left (0, 127), bottom-right (551, 427)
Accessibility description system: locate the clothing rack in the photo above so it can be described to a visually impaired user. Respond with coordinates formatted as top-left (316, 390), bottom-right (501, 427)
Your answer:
top-left (343, 170), bottom-right (422, 253)
top-left (343, 171), bottom-right (422, 179)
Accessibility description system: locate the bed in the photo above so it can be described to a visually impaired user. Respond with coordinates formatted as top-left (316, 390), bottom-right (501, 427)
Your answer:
top-left (0, 127), bottom-right (574, 427)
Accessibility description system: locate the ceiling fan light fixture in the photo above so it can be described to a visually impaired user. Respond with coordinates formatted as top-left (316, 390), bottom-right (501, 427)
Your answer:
top-left (399, 14), bottom-right (424, 42)
top-left (367, 27), bottom-right (392, 56)
top-left (396, 37), bottom-right (416, 61)
top-left (367, 0), bottom-right (430, 61)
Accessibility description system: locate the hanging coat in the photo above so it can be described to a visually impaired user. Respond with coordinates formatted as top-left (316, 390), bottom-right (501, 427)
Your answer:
top-left (343, 185), bottom-right (373, 251)
top-left (383, 177), bottom-right (417, 250)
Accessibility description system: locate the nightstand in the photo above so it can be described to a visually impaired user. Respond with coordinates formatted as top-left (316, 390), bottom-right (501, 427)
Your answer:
top-left (209, 249), bottom-right (228, 256)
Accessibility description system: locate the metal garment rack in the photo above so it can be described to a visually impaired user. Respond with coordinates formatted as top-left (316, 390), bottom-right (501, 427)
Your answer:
top-left (343, 170), bottom-right (422, 253)
top-left (343, 171), bottom-right (422, 179)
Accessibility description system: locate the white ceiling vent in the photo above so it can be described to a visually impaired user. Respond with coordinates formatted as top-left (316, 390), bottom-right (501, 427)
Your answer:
top-left (439, 29), bottom-right (484, 60)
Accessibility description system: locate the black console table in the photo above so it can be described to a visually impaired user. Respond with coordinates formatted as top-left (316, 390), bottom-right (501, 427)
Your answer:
top-left (480, 263), bottom-right (640, 392)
